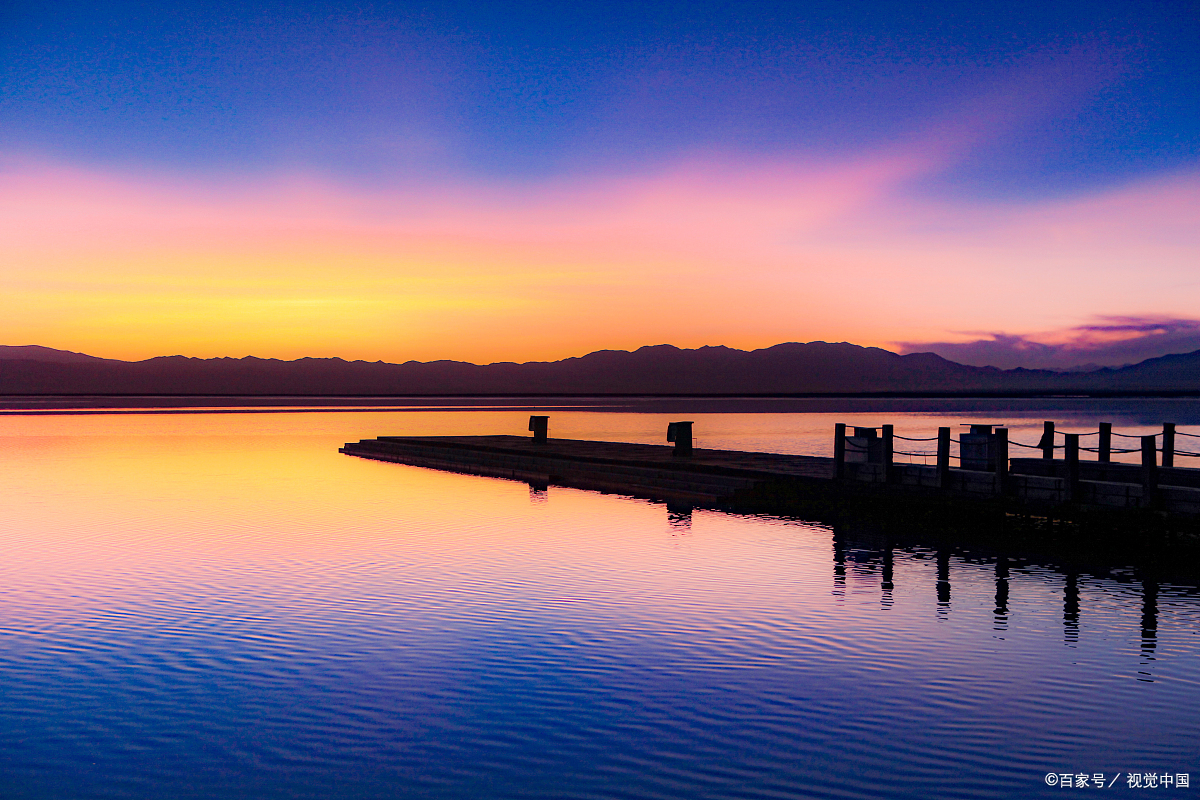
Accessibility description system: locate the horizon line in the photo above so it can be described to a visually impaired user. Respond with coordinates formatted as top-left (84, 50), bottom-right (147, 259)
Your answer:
top-left (4, 340), bottom-right (1195, 374)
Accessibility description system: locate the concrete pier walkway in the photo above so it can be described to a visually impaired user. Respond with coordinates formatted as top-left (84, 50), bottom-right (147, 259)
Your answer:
top-left (341, 435), bottom-right (833, 504)
top-left (341, 427), bottom-right (1200, 523)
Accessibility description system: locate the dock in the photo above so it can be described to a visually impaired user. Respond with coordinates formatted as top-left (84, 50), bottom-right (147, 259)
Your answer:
top-left (340, 434), bottom-right (833, 504)
top-left (340, 418), bottom-right (1200, 523)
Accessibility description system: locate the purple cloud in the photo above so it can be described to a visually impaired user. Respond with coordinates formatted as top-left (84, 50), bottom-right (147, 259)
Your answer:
top-left (896, 317), bottom-right (1200, 371)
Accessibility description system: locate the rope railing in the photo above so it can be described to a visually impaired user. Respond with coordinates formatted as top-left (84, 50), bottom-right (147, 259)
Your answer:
top-left (843, 440), bottom-right (944, 459)
top-left (834, 421), bottom-right (1200, 511)
top-left (850, 435), bottom-right (1181, 451)
top-left (837, 423), bottom-right (1200, 464)
top-left (837, 422), bottom-right (1200, 439)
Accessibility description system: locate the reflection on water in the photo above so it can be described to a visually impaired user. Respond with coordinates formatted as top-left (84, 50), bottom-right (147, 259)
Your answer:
top-left (0, 409), bottom-right (1198, 799)
top-left (936, 548), bottom-right (952, 618)
top-left (666, 502), bottom-right (693, 534)
top-left (1064, 571), bottom-right (1079, 644)
top-left (528, 482), bottom-right (549, 504)
top-left (994, 556), bottom-right (1009, 632)
top-left (826, 524), bottom-right (1193, 675)
top-left (1143, 580), bottom-right (1159, 664)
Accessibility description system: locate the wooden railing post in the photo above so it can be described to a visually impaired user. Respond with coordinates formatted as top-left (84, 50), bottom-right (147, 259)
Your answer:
top-left (1141, 435), bottom-right (1158, 508)
top-left (994, 428), bottom-right (1009, 496)
top-left (528, 415), bottom-right (549, 443)
top-left (1162, 423), bottom-right (1175, 468)
top-left (1065, 433), bottom-right (1080, 502)
top-left (881, 424), bottom-right (894, 483)
top-left (937, 427), bottom-right (951, 490)
top-left (1040, 421), bottom-right (1055, 460)
top-left (1098, 422), bottom-right (1111, 463)
top-left (834, 423), bottom-right (846, 480)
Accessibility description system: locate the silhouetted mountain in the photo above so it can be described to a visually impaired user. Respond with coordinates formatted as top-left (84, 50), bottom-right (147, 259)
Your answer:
top-left (2, 342), bottom-right (1199, 395)
top-left (0, 345), bottom-right (119, 364)
top-left (1087, 350), bottom-right (1200, 388)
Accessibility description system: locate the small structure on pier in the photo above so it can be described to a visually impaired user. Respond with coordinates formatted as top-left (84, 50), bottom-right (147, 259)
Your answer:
top-left (667, 421), bottom-right (693, 457)
top-left (959, 425), bottom-right (997, 471)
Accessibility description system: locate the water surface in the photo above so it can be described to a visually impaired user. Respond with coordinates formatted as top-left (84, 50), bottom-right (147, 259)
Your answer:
top-left (1, 407), bottom-right (1197, 798)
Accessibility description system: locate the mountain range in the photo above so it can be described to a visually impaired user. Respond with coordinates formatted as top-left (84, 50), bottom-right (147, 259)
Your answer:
top-left (2, 342), bottom-right (1200, 395)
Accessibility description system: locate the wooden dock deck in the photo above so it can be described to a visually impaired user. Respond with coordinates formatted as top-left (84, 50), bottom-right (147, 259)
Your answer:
top-left (341, 435), bottom-right (834, 504)
top-left (341, 426), bottom-right (1200, 524)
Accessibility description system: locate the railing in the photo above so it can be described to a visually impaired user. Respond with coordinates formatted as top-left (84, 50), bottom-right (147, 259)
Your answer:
top-left (833, 420), bottom-right (1200, 499)
top-left (836, 421), bottom-right (1200, 465)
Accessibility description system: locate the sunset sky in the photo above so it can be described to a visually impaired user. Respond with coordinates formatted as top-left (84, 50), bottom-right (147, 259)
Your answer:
top-left (2, 0), bottom-right (1197, 368)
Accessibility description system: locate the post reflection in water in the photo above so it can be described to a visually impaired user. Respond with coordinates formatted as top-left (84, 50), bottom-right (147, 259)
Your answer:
top-left (880, 546), bottom-right (894, 610)
top-left (993, 556), bottom-right (1009, 633)
top-left (1141, 579), bottom-right (1159, 660)
top-left (666, 502), bottom-right (693, 534)
top-left (936, 549), bottom-right (951, 619)
top-left (1063, 572), bottom-right (1080, 645)
top-left (528, 482), bottom-right (549, 504)
top-left (832, 530), bottom-right (847, 599)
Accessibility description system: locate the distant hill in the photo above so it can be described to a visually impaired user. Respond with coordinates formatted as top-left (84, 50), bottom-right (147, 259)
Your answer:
top-left (2, 342), bottom-right (1199, 395)
top-left (0, 345), bottom-right (120, 365)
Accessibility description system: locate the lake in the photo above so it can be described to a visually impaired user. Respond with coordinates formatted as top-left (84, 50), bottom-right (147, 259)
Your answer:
top-left (1, 401), bottom-right (1198, 798)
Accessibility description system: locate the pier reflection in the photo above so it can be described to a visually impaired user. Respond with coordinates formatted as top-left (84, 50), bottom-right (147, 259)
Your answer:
top-left (815, 516), bottom-right (1196, 679)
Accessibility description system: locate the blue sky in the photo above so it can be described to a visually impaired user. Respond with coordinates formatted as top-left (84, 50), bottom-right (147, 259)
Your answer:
top-left (3, 0), bottom-right (1195, 191)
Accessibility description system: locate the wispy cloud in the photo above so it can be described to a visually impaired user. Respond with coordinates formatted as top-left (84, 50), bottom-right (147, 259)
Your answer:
top-left (897, 317), bottom-right (1200, 370)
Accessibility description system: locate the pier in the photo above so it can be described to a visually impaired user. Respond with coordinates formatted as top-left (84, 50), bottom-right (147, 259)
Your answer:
top-left (340, 418), bottom-right (1200, 523)
top-left (340, 433), bottom-right (833, 504)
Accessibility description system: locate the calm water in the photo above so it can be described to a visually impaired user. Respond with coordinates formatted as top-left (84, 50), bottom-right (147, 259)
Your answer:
top-left (1, 405), bottom-right (1198, 798)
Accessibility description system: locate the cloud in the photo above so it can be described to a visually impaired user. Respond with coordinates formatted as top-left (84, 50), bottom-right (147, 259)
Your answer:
top-left (897, 317), bottom-right (1200, 371)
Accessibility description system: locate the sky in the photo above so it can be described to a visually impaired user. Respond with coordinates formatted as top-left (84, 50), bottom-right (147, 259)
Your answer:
top-left (1, 0), bottom-right (1198, 368)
